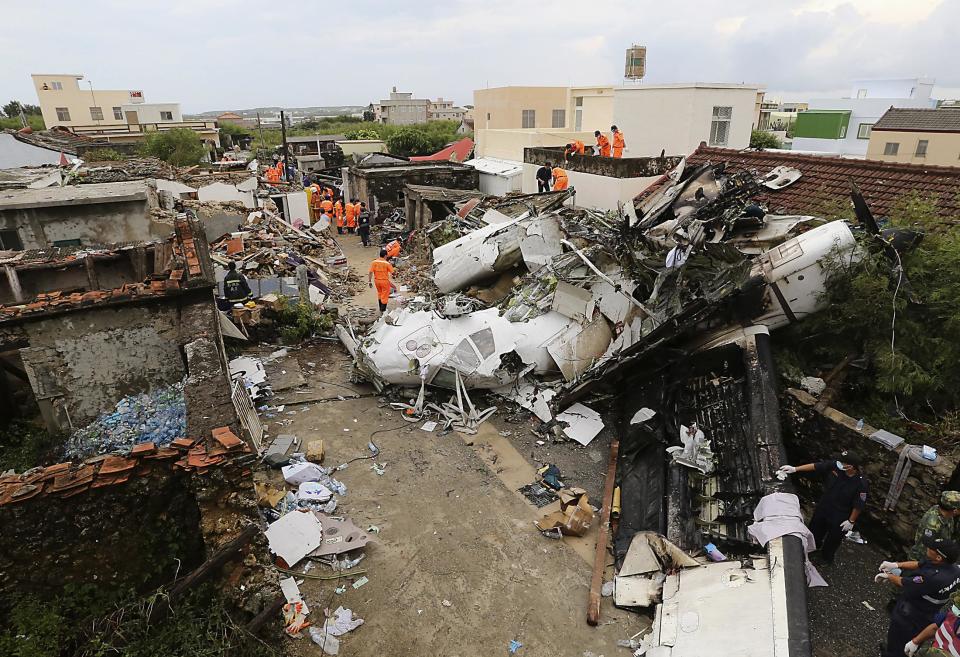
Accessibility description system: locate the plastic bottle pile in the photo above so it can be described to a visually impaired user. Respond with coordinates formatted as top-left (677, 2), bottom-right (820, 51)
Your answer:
top-left (63, 381), bottom-right (187, 458)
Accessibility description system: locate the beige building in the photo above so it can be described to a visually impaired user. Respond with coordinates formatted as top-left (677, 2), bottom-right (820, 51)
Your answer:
top-left (867, 108), bottom-right (960, 167)
top-left (376, 88), bottom-right (465, 125)
top-left (473, 86), bottom-right (570, 130)
top-left (31, 73), bottom-right (218, 147)
top-left (476, 129), bottom-right (596, 162)
top-left (566, 86), bottom-right (615, 132)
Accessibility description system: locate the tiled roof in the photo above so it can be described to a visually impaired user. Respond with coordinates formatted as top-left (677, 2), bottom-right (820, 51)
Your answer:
top-left (636, 144), bottom-right (960, 219)
top-left (873, 108), bottom-right (960, 133)
top-left (0, 217), bottom-right (207, 321)
top-left (410, 137), bottom-right (474, 163)
top-left (0, 427), bottom-right (251, 507)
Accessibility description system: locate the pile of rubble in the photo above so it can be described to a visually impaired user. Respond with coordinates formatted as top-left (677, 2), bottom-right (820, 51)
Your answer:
top-left (209, 208), bottom-right (363, 301)
top-left (340, 159), bottom-right (858, 437)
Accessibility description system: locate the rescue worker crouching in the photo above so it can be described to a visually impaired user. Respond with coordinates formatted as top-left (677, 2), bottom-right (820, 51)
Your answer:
top-left (368, 249), bottom-right (396, 313)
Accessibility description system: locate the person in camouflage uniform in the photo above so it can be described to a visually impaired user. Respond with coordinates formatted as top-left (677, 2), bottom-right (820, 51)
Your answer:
top-left (909, 587), bottom-right (960, 656)
top-left (910, 492), bottom-right (960, 562)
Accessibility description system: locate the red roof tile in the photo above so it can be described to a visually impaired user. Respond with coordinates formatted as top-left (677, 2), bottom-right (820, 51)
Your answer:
top-left (636, 144), bottom-right (960, 219)
top-left (409, 138), bottom-right (474, 163)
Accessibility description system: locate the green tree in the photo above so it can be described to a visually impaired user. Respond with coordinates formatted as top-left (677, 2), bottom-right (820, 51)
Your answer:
top-left (140, 128), bottom-right (206, 166)
top-left (2, 100), bottom-right (22, 118)
top-left (750, 129), bottom-right (783, 149)
top-left (386, 126), bottom-right (434, 156)
top-left (345, 128), bottom-right (380, 140)
top-left (217, 121), bottom-right (248, 138)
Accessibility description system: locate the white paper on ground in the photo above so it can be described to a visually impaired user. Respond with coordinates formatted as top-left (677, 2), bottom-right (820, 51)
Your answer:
top-left (279, 576), bottom-right (310, 615)
top-left (555, 403), bottom-right (604, 446)
top-left (282, 461), bottom-right (326, 485)
top-left (265, 510), bottom-right (323, 566)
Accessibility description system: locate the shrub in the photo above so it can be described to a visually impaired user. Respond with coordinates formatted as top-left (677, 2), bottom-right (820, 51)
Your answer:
top-left (276, 297), bottom-right (333, 342)
top-left (84, 148), bottom-right (125, 161)
top-left (749, 130), bottom-right (783, 149)
top-left (140, 128), bottom-right (206, 166)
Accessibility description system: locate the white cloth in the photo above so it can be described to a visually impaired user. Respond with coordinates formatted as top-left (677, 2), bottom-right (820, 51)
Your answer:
top-left (747, 492), bottom-right (828, 587)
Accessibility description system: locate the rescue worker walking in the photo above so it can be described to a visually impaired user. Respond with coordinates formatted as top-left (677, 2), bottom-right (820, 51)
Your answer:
top-left (368, 249), bottom-right (396, 313)
top-left (223, 261), bottom-right (252, 302)
top-left (909, 492), bottom-right (960, 562)
top-left (595, 130), bottom-right (611, 157)
top-left (357, 206), bottom-right (371, 247)
top-left (345, 200), bottom-right (358, 234)
top-left (876, 537), bottom-right (960, 657)
top-left (777, 454), bottom-right (868, 563)
top-left (612, 126), bottom-right (626, 158)
top-left (552, 165), bottom-right (569, 191)
top-left (536, 162), bottom-right (553, 193)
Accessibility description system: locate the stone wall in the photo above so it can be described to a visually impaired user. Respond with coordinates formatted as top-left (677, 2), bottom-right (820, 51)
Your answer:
top-left (0, 467), bottom-right (205, 603)
top-left (781, 388), bottom-right (958, 551)
top-left (524, 146), bottom-right (683, 179)
top-left (348, 164), bottom-right (479, 218)
top-left (0, 201), bottom-right (169, 250)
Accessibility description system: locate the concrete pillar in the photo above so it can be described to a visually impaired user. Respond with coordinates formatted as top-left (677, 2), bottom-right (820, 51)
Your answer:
top-left (296, 264), bottom-right (309, 305)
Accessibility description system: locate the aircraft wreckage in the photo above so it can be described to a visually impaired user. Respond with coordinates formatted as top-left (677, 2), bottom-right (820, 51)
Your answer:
top-left (338, 160), bottom-right (914, 656)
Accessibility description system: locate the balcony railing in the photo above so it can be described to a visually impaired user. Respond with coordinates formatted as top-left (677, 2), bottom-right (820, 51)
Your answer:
top-left (69, 121), bottom-right (218, 137)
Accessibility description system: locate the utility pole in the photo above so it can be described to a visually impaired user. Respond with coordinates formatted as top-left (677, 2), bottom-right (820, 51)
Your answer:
top-left (280, 110), bottom-right (290, 182)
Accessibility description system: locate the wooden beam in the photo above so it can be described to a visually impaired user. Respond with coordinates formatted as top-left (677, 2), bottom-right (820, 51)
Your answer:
top-left (165, 524), bottom-right (259, 604)
top-left (4, 265), bottom-right (23, 303)
top-left (587, 436), bottom-right (619, 626)
top-left (246, 595), bottom-right (285, 635)
top-left (83, 255), bottom-right (99, 290)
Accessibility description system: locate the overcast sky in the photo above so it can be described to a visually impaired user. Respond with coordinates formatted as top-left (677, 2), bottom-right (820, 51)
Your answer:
top-left (2, 0), bottom-right (957, 113)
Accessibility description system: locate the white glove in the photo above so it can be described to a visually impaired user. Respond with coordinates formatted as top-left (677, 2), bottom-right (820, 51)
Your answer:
top-left (904, 640), bottom-right (919, 656)
top-left (880, 561), bottom-right (898, 573)
top-left (875, 572), bottom-right (891, 583)
top-left (778, 465), bottom-right (797, 475)
top-left (840, 520), bottom-right (855, 532)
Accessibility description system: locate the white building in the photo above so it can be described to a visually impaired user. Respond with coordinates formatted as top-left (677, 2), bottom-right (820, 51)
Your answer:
top-left (791, 78), bottom-right (937, 156)
top-left (611, 83), bottom-right (760, 157)
top-left (463, 157), bottom-right (523, 195)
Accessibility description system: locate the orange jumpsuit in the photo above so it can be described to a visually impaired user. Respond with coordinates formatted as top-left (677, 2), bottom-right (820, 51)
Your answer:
top-left (310, 190), bottom-right (324, 220)
top-left (345, 202), bottom-right (357, 229)
top-left (369, 257), bottom-right (395, 306)
top-left (597, 134), bottom-right (611, 157)
top-left (344, 202), bottom-right (356, 229)
top-left (566, 140), bottom-right (585, 158)
top-left (334, 200), bottom-right (344, 226)
top-left (385, 240), bottom-right (401, 259)
top-left (612, 131), bottom-right (625, 158)
top-left (552, 167), bottom-right (568, 191)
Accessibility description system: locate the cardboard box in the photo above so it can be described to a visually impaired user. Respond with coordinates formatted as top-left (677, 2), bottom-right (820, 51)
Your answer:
top-left (306, 439), bottom-right (324, 463)
top-left (535, 487), bottom-right (595, 536)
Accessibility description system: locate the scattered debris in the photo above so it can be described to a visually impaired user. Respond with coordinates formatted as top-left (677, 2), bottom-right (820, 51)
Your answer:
top-left (535, 488), bottom-right (595, 537)
top-left (265, 510), bottom-right (323, 567)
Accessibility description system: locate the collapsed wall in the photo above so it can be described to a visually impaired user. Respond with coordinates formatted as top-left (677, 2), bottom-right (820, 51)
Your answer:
top-left (781, 388), bottom-right (958, 550)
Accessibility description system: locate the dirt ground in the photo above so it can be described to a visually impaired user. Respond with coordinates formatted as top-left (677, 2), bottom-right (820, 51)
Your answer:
top-left (254, 233), bottom-right (645, 657)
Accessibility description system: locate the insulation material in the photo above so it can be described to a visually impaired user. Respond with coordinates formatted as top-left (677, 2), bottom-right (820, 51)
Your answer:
top-left (518, 215), bottom-right (563, 271)
top-left (547, 313), bottom-right (614, 381)
top-left (551, 282), bottom-right (595, 322)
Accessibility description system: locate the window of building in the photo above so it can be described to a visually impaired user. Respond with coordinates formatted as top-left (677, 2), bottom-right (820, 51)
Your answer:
top-left (552, 109), bottom-right (565, 128)
top-left (50, 81), bottom-right (62, 90)
top-left (160, 111), bottom-right (174, 121)
top-left (55, 107), bottom-right (70, 122)
top-left (856, 88), bottom-right (868, 99)
top-left (839, 125), bottom-right (847, 139)
top-left (521, 109), bottom-right (535, 129)
top-left (916, 139), bottom-right (928, 157)
top-left (709, 106), bottom-right (733, 146)
top-left (857, 123), bottom-right (873, 139)
top-left (113, 106), bottom-right (123, 120)
top-left (884, 142), bottom-right (900, 156)
top-left (486, 113), bottom-right (491, 121)
top-left (52, 238), bottom-right (82, 247)
top-left (0, 229), bottom-right (23, 251)
top-left (90, 106), bottom-right (104, 121)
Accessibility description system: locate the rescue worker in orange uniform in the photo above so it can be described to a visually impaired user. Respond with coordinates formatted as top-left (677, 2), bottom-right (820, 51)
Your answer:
top-left (321, 197), bottom-right (333, 217)
top-left (595, 130), bottom-right (611, 157)
top-left (345, 199), bottom-right (357, 234)
top-left (385, 238), bottom-right (402, 260)
top-left (344, 200), bottom-right (357, 235)
top-left (552, 166), bottom-right (568, 191)
top-left (612, 125), bottom-right (626, 158)
top-left (334, 199), bottom-right (344, 232)
top-left (310, 187), bottom-right (324, 222)
top-left (352, 199), bottom-right (363, 224)
top-left (368, 249), bottom-right (396, 313)
top-left (324, 186), bottom-right (334, 200)
top-left (564, 140), bottom-right (585, 160)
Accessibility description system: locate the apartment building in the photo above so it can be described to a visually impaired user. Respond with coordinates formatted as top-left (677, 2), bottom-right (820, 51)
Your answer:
top-left (472, 86), bottom-right (570, 131)
top-left (792, 78), bottom-right (936, 156)
top-left (867, 108), bottom-right (960, 167)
